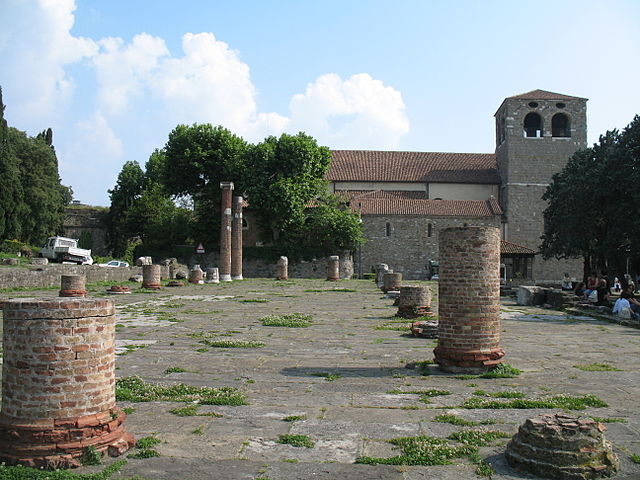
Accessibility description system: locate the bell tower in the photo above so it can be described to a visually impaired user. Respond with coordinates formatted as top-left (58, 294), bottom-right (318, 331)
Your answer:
top-left (495, 90), bottom-right (587, 282)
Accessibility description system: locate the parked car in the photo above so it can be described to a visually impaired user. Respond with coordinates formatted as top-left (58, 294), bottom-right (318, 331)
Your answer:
top-left (99, 260), bottom-right (130, 268)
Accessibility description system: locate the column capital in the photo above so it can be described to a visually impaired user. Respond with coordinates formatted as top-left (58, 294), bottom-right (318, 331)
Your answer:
top-left (220, 181), bottom-right (234, 190)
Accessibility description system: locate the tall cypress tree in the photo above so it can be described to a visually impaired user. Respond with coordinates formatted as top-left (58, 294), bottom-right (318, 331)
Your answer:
top-left (0, 87), bottom-right (25, 241)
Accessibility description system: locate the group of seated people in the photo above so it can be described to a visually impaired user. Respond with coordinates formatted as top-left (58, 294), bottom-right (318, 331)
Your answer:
top-left (574, 271), bottom-right (640, 320)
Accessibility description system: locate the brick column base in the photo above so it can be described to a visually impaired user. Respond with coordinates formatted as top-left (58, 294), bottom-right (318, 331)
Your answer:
top-left (0, 407), bottom-right (135, 469)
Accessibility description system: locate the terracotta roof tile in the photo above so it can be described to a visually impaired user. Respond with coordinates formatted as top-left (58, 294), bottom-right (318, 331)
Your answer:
top-left (500, 240), bottom-right (536, 255)
top-left (352, 198), bottom-right (503, 217)
top-left (338, 190), bottom-right (428, 200)
top-left (505, 89), bottom-right (587, 101)
top-left (328, 150), bottom-right (499, 184)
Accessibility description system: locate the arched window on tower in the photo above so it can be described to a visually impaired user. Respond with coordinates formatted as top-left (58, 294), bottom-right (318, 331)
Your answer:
top-left (385, 222), bottom-right (391, 237)
top-left (552, 113), bottom-right (570, 137)
top-left (427, 223), bottom-right (433, 238)
top-left (523, 112), bottom-right (543, 138)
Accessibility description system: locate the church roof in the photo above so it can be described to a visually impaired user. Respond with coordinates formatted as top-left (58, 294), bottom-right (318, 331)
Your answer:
top-left (328, 150), bottom-right (499, 184)
top-left (505, 89), bottom-right (587, 101)
top-left (350, 196), bottom-right (502, 217)
top-left (500, 240), bottom-right (536, 255)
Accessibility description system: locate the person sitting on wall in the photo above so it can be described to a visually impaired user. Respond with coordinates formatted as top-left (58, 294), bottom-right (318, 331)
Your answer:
top-left (612, 291), bottom-right (638, 320)
top-left (561, 273), bottom-right (573, 290)
top-left (574, 281), bottom-right (586, 298)
top-left (583, 271), bottom-right (599, 299)
top-left (613, 277), bottom-right (622, 292)
top-left (622, 284), bottom-right (640, 316)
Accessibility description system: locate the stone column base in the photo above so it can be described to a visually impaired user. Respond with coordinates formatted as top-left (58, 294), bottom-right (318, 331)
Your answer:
top-left (0, 407), bottom-right (135, 469)
top-left (220, 274), bottom-right (232, 282)
top-left (231, 275), bottom-right (243, 280)
top-left (433, 346), bottom-right (505, 373)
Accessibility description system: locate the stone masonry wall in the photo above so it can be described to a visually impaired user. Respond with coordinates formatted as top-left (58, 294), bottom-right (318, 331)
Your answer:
top-left (359, 215), bottom-right (501, 280)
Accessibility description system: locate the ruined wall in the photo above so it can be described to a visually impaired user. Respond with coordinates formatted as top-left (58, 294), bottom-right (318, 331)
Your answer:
top-left (358, 214), bottom-right (501, 280)
top-left (63, 206), bottom-right (109, 256)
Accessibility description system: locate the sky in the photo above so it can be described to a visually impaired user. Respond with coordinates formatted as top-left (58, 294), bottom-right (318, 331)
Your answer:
top-left (1, 0), bottom-right (639, 206)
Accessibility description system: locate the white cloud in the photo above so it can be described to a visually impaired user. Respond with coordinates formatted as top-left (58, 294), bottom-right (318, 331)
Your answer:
top-left (93, 33), bottom-right (169, 114)
top-left (0, 0), bottom-right (97, 125)
top-left (58, 112), bottom-right (123, 202)
top-left (289, 73), bottom-right (409, 149)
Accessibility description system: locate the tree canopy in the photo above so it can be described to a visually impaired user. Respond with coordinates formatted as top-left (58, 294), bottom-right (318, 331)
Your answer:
top-left (107, 123), bottom-right (363, 260)
top-left (541, 115), bottom-right (640, 282)
top-left (0, 87), bottom-right (71, 245)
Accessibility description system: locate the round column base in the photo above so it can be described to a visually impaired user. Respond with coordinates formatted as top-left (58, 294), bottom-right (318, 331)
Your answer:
top-left (433, 346), bottom-right (505, 373)
top-left (220, 274), bottom-right (232, 282)
top-left (231, 275), bottom-right (243, 280)
top-left (0, 407), bottom-right (135, 469)
top-left (58, 289), bottom-right (87, 297)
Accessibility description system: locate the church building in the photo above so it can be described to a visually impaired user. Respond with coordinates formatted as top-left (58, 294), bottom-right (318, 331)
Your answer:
top-left (326, 89), bottom-right (587, 283)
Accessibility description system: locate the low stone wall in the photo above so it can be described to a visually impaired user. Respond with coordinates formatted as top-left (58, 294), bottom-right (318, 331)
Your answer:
top-left (0, 265), bottom-right (163, 290)
top-left (189, 253), bottom-right (354, 280)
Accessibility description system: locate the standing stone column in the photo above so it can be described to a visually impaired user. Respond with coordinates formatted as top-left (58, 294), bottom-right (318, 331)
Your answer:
top-left (434, 226), bottom-right (504, 373)
top-left (327, 255), bottom-right (340, 281)
top-left (59, 275), bottom-right (87, 297)
top-left (219, 181), bottom-right (234, 282)
top-left (276, 256), bottom-right (288, 280)
top-left (205, 267), bottom-right (220, 284)
top-left (0, 298), bottom-right (135, 468)
top-left (142, 264), bottom-right (161, 289)
top-left (231, 195), bottom-right (244, 280)
top-left (382, 272), bottom-right (402, 293)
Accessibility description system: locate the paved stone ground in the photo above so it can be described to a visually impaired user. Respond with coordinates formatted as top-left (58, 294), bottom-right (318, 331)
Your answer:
top-left (1, 278), bottom-right (639, 479)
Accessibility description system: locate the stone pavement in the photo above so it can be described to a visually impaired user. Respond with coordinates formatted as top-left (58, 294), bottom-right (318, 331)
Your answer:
top-left (2, 278), bottom-right (639, 479)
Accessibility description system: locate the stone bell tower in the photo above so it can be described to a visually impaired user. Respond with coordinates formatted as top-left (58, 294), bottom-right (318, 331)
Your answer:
top-left (495, 90), bottom-right (587, 282)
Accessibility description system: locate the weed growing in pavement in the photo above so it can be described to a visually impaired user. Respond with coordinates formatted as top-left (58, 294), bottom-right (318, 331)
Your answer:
top-left (199, 339), bottom-right (265, 348)
top-left (573, 363), bottom-right (622, 371)
top-left (311, 372), bottom-right (341, 381)
top-left (480, 363), bottom-right (522, 378)
top-left (277, 434), bottom-right (315, 448)
top-left (283, 415), bottom-right (307, 422)
top-left (447, 429), bottom-right (511, 446)
top-left (116, 376), bottom-right (246, 405)
top-left (356, 435), bottom-right (476, 466)
top-left (472, 390), bottom-right (525, 399)
top-left (122, 407), bottom-right (136, 415)
top-left (81, 446), bottom-right (102, 466)
top-left (164, 366), bottom-right (188, 374)
top-left (128, 436), bottom-right (161, 459)
top-left (192, 425), bottom-right (205, 435)
top-left (461, 394), bottom-right (607, 410)
top-left (303, 288), bottom-right (357, 293)
top-left (434, 414), bottom-right (497, 426)
top-left (630, 454), bottom-right (640, 464)
top-left (475, 460), bottom-right (496, 477)
top-left (374, 324), bottom-right (411, 331)
top-left (260, 313), bottom-right (312, 327)
top-left (591, 417), bottom-right (627, 423)
top-left (240, 298), bottom-right (269, 303)
top-left (0, 459), bottom-right (127, 479)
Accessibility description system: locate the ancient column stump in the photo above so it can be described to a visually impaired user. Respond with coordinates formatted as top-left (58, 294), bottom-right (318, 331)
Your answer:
top-left (189, 264), bottom-right (204, 284)
top-left (276, 256), bottom-right (289, 280)
top-left (141, 264), bottom-right (161, 289)
top-left (205, 267), bottom-right (220, 284)
top-left (327, 255), bottom-right (340, 281)
top-left (433, 226), bottom-right (504, 373)
top-left (106, 285), bottom-right (131, 294)
top-left (505, 413), bottom-right (619, 480)
top-left (382, 272), bottom-right (402, 293)
top-left (397, 285), bottom-right (432, 318)
top-left (59, 275), bottom-right (87, 297)
top-left (0, 298), bottom-right (135, 468)
top-left (375, 263), bottom-right (391, 288)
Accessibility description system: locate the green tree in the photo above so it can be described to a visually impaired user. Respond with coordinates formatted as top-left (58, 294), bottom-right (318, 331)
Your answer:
top-left (542, 115), bottom-right (640, 283)
top-left (7, 127), bottom-right (71, 245)
top-left (106, 160), bottom-right (145, 256)
top-left (243, 132), bottom-right (332, 247)
top-left (163, 124), bottom-right (248, 247)
top-left (0, 87), bottom-right (25, 241)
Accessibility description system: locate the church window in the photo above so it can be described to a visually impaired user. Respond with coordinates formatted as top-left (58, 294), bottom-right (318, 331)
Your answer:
top-left (552, 113), bottom-right (570, 137)
top-left (523, 112), bottom-right (543, 137)
top-left (427, 223), bottom-right (433, 237)
top-left (385, 222), bottom-right (391, 237)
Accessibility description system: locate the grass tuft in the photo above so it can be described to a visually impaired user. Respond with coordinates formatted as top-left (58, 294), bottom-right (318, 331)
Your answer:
top-left (116, 376), bottom-right (246, 405)
top-left (434, 414), bottom-right (497, 426)
top-left (447, 429), bottom-right (511, 446)
top-left (260, 313), bottom-right (312, 328)
top-left (573, 363), bottom-right (622, 372)
top-left (356, 435), bottom-right (476, 466)
top-left (480, 363), bottom-right (522, 378)
top-left (282, 415), bottom-right (307, 422)
top-left (462, 393), bottom-right (607, 410)
top-left (0, 459), bottom-right (126, 479)
top-left (200, 339), bottom-right (265, 348)
top-left (277, 434), bottom-right (315, 448)
top-left (311, 372), bottom-right (341, 381)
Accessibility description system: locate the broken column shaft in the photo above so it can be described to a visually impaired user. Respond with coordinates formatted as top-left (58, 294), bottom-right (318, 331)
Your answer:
top-left (231, 195), bottom-right (243, 280)
top-left (219, 182), bottom-right (234, 282)
top-left (434, 226), bottom-right (504, 373)
top-left (0, 298), bottom-right (134, 468)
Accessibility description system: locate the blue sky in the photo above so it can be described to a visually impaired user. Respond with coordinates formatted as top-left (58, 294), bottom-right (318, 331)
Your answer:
top-left (1, 0), bottom-right (639, 206)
